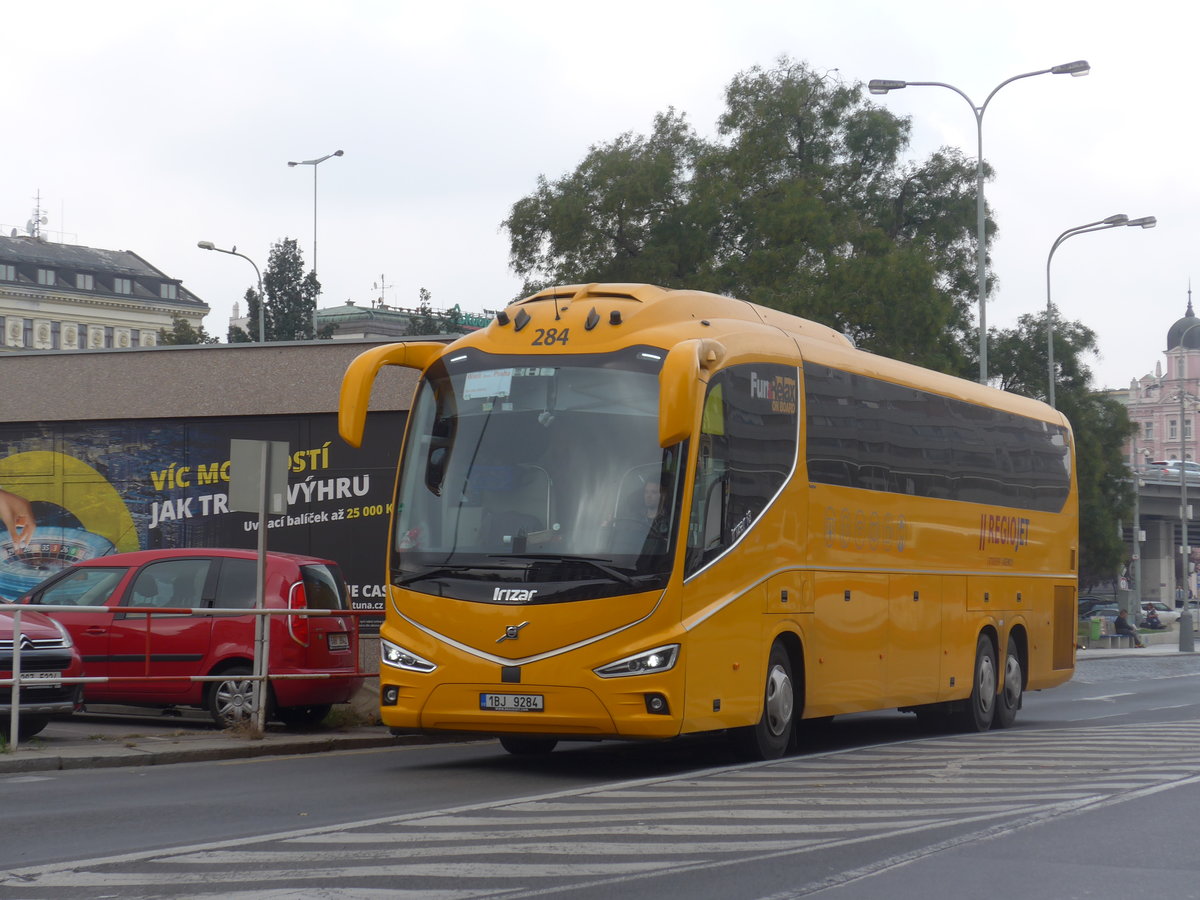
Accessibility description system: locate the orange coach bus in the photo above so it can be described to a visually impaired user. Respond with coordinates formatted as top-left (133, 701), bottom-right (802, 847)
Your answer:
top-left (338, 283), bottom-right (1077, 759)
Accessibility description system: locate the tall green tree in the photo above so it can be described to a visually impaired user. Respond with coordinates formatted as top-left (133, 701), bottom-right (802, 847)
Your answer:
top-left (159, 316), bottom-right (217, 345)
top-left (228, 238), bottom-right (320, 342)
top-left (503, 58), bottom-right (985, 375)
top-left (990, 308), bottom-right (1136, 588)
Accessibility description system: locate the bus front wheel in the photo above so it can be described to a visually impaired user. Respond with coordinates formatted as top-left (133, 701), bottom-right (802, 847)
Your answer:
top-left (732, 642), bottom-right (794, 760)
top-left (954, 633), bottom-right (997, 732)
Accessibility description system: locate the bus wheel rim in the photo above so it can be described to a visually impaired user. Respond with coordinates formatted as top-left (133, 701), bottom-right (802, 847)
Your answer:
top-left (978, 653), bottom-right (996, 715)
top-left (1003, 653), bottom-right (1022, 707)
top-left (764, 664), bottom-right (794, 736)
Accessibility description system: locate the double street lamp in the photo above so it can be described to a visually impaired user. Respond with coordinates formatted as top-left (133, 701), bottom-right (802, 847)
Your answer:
top-left (197, 241), bottom-right (265, 343)
top-left (1046, 214), bottom-right (1156, 408)
top-left (869, 60), bottom-right (1091, 385)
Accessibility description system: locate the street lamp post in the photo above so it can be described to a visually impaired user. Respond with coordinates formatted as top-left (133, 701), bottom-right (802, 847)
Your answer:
top-left (869, 60), bottom-right (1090, 385)
top-left (287, 150), bottom-right (344, 339)
top-left (197, 241), bottom-right (265, 343)
top-left (1046, 214), bottom-right (1156, 408)
top-left (1174, 320), bottom-right (1200, 652)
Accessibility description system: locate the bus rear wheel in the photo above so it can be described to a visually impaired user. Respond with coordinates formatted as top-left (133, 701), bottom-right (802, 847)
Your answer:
top-left (953, 633), bottom-right (997, 732)
top-left (499, 736), bottom-right (557, 756)
top-left (994, 634), bottom-right (1024, 729)
top-left (732, 642), bottom-right (794, 761)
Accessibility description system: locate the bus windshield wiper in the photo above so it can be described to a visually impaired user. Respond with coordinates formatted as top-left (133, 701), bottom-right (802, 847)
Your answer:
top-left (394, 566), bottom-right (474, 586)
top-left (487, 554), bottom-right (638, 588)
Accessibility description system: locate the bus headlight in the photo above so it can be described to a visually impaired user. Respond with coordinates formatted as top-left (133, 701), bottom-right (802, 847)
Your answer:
top-left (380, 639), bottom-right (436, 673)
top-left (593, 644), bottom-right (679, 678)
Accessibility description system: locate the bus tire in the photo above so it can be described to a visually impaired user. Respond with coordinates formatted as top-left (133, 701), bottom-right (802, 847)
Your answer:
top-left (954, 633), bottom-right (997, 732)
top-left (732, 642), bottom-right (795, 760)
top-left (994, 634), bottom-right (1023, 729)
top-left (499, 736), bottom-right (557, 756)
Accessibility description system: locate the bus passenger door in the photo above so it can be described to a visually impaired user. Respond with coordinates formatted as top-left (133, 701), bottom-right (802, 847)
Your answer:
top-left (886, 575), bottom-right (942, 707)
top-left (808, 572), bottom-right (887, 715)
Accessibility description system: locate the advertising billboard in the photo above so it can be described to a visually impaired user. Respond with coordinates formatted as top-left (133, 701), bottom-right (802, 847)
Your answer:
top-left (0, 412), bottom-right (403, 629)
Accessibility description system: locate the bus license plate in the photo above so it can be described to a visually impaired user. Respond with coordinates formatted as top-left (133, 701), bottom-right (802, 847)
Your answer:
top-left (480, 693), bottom-right (544, 712)
top-left (20, 672), bottom-right (62, 688)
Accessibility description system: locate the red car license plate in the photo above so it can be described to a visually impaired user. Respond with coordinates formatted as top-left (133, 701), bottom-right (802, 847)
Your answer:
top-left (327, 632), bottom-right (350, 651)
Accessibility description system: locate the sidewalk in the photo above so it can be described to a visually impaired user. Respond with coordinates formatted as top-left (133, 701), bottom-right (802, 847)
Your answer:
top-left (1076, 640), bottom-right (1199, 660)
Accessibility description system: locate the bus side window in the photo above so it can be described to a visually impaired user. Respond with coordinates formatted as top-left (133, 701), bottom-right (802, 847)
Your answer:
top-left (685, 364), bottom-right (798, 576)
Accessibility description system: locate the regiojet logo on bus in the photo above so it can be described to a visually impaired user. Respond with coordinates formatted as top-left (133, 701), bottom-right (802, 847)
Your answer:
top-left (978, 512), bottom-right (1031, 552)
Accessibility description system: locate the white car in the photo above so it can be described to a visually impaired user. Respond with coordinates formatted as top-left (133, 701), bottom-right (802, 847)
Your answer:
top-left (1141, 601), bottom-right (1181, 626)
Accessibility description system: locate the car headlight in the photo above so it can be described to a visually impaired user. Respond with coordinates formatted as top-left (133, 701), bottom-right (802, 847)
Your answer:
top-left (51, 617), bottom-right (74, 649)
top-left (380, 638), bottom-right (436, 673)
top-left (593, 644), bottom-right (679, 678)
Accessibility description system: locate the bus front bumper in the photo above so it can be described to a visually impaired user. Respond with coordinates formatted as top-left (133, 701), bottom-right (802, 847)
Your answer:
top-left (380, 680), bottom-right (684, 741)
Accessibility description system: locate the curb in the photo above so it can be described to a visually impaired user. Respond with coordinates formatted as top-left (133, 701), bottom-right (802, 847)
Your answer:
top-left (0, 730), bottom-right (447, 775)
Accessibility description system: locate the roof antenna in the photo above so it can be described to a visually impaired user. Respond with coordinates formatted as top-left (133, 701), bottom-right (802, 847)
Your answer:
top-left (26, 190), bottom-right (48, 239)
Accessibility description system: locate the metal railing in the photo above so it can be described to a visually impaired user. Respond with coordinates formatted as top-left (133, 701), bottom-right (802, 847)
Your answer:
top-left (0, 603), bottom-right (374, 751)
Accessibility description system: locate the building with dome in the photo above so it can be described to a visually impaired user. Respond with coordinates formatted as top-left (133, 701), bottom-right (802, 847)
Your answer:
top-left (1123, 295), bottom-right (1200, 467)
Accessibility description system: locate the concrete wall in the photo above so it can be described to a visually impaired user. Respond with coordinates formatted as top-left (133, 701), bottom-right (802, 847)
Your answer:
top-left (0, 339), bottom-right (422, 422)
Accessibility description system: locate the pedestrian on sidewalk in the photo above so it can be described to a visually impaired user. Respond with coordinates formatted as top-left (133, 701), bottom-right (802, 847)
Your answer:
top-left (1114, 609), bottom-right (1145, 648)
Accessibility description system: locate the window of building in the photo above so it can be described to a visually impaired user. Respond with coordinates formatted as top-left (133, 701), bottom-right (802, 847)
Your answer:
top-left (37, 268), bottom-right (55, 286)
top-left (114, 277), bottom-right (132, 295)
top-left (1188, 419), bottom-right (1194, 442)
top-left (1170, 420), bottom-right (1178, 440)
top-left (1145, 421), bottom-right (1154, 442)
top-left (0, 264), bottom-right (14, 281)
top-left (76, 273), bottom-right (94, 290)
top-left (160, 283), bottom-right (177, 300)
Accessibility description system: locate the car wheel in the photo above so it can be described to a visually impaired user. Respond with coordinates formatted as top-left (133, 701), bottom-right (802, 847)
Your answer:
top-left (276, 704), bottom-right (332, 729)
top-left (207, 665), bottom-right (261, 728)
top-left (0, 715), bottom-right (49, 742)
top-left (498, 736), bottom-right (557, 755)
top-left (953, 633), bottom-right (997, 732)
top-left (731, 641), bottom-right (795, 760)
top-left (994, 634), bottom-right (1024, 729)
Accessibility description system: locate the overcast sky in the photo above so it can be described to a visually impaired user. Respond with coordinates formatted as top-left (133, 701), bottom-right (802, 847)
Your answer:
top-left (4, 1), bottom-right (1191, 390)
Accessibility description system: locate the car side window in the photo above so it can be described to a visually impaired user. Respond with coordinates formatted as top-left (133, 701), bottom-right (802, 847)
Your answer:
top-left (127, 560), bottom-right (211, 609)
top-left (301, 564), bottom-right (348, 610)
top-left (32, 567), bottom-right (128, 606)
top-left (213, 558), bottom-right (259, 609)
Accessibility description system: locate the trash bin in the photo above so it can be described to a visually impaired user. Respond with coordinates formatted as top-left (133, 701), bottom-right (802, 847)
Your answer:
top-left (1089, 617), bottom-right (1102, 641)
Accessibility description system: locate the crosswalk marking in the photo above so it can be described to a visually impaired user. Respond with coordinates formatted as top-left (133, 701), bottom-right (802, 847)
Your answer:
top-left (5, 721), bottom-right (1200, 898)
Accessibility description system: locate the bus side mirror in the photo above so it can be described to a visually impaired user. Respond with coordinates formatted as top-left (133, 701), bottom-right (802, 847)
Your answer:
top-left (658, 339), bottom-right (724, 447)
top-left (339, 341), bottom-right (445, 447)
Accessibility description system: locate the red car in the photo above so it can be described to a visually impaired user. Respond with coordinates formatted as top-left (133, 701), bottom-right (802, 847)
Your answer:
top-left (21, 548), bottom-right (363, 728)
top-left (1, 607), bottom-right (85, 740)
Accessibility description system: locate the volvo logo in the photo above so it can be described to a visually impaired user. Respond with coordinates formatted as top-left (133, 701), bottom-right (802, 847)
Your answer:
top-left (496, 621), bottom-right (530, 643)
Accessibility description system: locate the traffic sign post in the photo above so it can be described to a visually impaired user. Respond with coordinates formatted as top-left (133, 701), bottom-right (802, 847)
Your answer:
top-left (229, 440), bottom-right (289, 731)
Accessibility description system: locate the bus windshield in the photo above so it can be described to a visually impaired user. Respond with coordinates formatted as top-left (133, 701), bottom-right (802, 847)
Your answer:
top-left (391, 346), bottom-right (686, 603)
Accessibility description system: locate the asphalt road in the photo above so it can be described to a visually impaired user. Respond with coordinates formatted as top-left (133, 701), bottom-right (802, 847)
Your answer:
top-left (2, 652), bottom-right (1198, 899)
